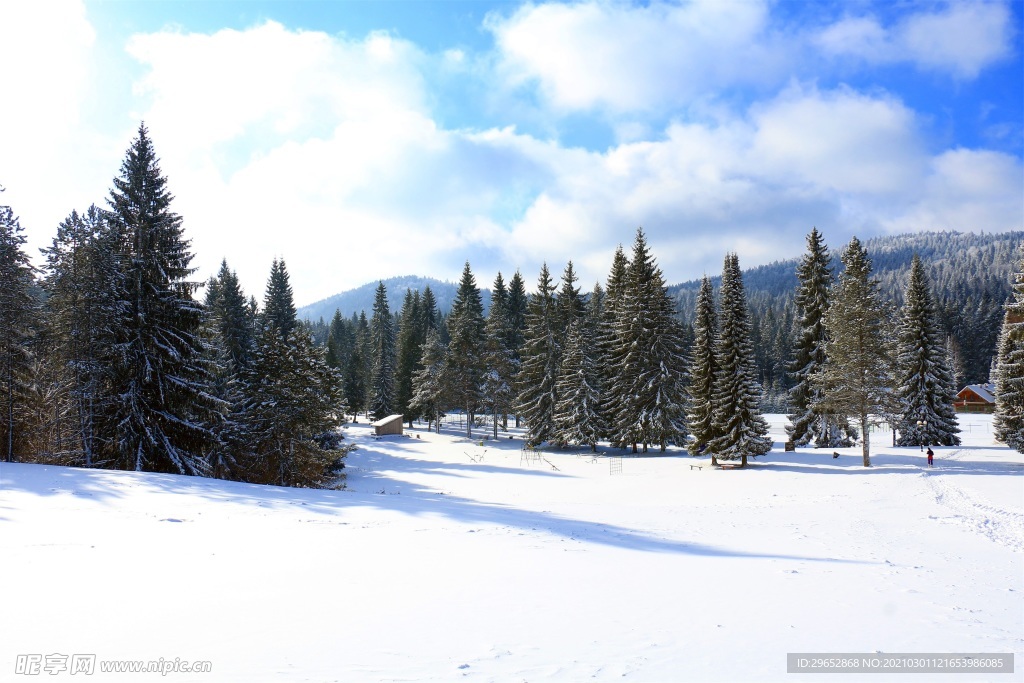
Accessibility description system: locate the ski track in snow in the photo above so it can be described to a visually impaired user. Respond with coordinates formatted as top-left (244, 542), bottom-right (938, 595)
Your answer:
top-left (924, 450), bottom-right (1024, 553)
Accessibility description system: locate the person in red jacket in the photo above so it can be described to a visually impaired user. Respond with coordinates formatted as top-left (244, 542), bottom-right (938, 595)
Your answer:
top-left (926, 447), bottom-right (934, 467)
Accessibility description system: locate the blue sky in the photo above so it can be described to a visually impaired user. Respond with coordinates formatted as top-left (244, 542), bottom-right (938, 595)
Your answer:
top-left (1, 0), bottom-right (1021, 306)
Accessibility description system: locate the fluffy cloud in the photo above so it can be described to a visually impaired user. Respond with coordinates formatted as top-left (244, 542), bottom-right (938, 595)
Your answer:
top-left (486, 0), bottom-right (788, 113)
top-left (1, 2), bottom-right (1019, 308)
top-left (815, 1), bottom-right (1014, 78)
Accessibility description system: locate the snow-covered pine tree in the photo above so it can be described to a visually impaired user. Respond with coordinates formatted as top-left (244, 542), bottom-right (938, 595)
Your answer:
top-left (506, 271), bottom-right (528, 427)
top-left (708, 253), bottom-right (771, 466)
top-left (410, 327), bottom-right (449, 433)
top-left (686, 275), bottom-right (719, 455)
top-left (598, 245), bottom-right (630, 446)
top-left (994, 249), bottom-right (1024, 451)
top-left (395, 289), bottom-right (422, 427)
top-left (368, 281), bottom-right (396, 420)
top-left (815, 237), bottom-right (895, 467)
top-left (206, 259), bottom-right (254, 375)
top-left (553, 317), bottom-right (603, 451)
top-left (895, 255), bottom-right (961, 447)
top-left (41, 205), bottom-right (122, 467)
top-left (787, 228), bottom-right (856, 447)
top-left (239, 259), bottom-right (346, 486)
top-left (0, 195), bottom-right (38, 463)
top-left (102, 124), bottom-right (219, 475)
top-left (612, 229), bottom-right (689, 453)
top-left (556, 261), bottom-right (586, 334)
top-left (446, 262), bottom-right (486, 438)
top-left (482, 273), bottom-right (517, 439)
top-left (345, 312), bottom-right (371, 420)
top-left (200, 259), bottom-right (255, 477)
top-left (516, 263), bottom-right (560, 447)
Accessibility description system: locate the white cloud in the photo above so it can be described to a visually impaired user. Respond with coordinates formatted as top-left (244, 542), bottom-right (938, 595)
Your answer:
top-left (0, 2), bottom-right (1019, 309)
top-left (815, 1), bottom-right (1014, 78)
top-left (486, 0), bottom-right (787, 114)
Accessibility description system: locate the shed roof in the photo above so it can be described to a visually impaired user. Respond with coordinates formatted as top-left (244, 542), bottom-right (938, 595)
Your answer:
top-left (958, 383), bottom-right (995, 403)
top-left (370, 414), bottom-right (404, 427)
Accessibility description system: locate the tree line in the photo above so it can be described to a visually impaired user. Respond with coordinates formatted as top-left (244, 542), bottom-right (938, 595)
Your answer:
top-left (0, 125), bottom-right (349, 487)
top-left (0, 126), bottom-right (996, 485)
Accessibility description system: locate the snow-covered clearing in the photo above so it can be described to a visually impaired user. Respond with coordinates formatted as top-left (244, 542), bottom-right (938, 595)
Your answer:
top-left (1, 414), bottom-right (1021, 681)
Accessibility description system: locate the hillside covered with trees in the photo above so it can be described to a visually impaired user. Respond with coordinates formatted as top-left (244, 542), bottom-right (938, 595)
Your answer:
top-left (2, 127), bottom-right (1020, 484)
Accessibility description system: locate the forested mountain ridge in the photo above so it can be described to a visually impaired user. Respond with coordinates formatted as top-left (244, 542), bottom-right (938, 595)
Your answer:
top-left (298, 275), bottom-right (492, 323)
top-left (672, 231), bottom-right (1024, 396)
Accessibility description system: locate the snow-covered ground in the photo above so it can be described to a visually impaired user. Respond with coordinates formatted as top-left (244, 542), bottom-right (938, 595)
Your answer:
top-left (1, 414), bottom-right (1021, 681)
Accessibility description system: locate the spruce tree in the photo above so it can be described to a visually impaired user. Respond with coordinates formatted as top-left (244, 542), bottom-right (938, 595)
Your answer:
top-left (787, 228), bottom-right (856, 447)
top-left (41, 205), bottom-right (121, 467)
top-left (686, 276), bottom-right (719, 455)
top-left (516, 264), bottom-right (559, 447)
top-left (239, 260), bottom-right (346, 486)
top-left (446, 262), bottom-right (486, 437)
top-left (410, 327), bottom-right (449, 433)
top-left (0, 195), bottom-right (38, 462)
top-left (708, 253), bottom-right (771, 466)
top-left (395, 289), bottom-right (422, 427)
top-left (598, 245), bottom-right (630, 446)
top-left (816, 237), bottom-right (895, 467)
top-left (506, 271), bottom-right (528, 426)
top-left (994, 249), bottom-right (1024, 451)
top-left (368, 281), bottom-right (396, 420)
top-left (482, 273), bottom-right (517, 438)
top-left (102, 124), bottom-right (219, 475)
top-left (553, 317), bottom-right (603, 450)
top-left (895, 255), bottom-right (961, 447)
top-left (612, 229), bottom-right (689, 453)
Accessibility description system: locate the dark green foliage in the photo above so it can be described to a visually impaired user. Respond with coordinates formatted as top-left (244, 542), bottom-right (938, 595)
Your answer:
top-left (598, 245), bottom-right (630, 446)
top-left (895, 255), bottom-right (961, 447)
top-left (368, 281), bottom-right (396, 420)
top-left (787, 228), bottom-right (856, 447)
top-left (611, 229), bottom-right (689, 453)
top-left (516, 263), bottom-right (560, 446)
top-left (446, 262), bottom-right (487, 437)
top-left (994, 249), bottom-right (1024, 451)
top-left (237, 259), bottom-right (347, 486)
top-left (395, 289), bottom-right (423, 426)
top-left (482, 273), bottom-right (518, 438)
top-left (0, 196), bottom-right (38, 462)
top-left (102, 124), bottom-right (220, 475)
top-left (40, 205), bottom-right (122, 467)
top-left (708, 254), bottom-right (771, 465)
top-left (816, 237), bottom-right (896, 467)
top-left (686, 276), bottom-right (718, 454)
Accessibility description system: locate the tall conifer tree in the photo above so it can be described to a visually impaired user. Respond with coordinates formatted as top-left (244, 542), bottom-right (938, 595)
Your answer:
top-left (0, 195), bottom-right (38, 462)
top-left (686, 276), bottom-right (719, 455)
top-left (446, 262), bottom-right (486, 437)
top-left (994, 249), bottom-right (1024, 451)
top-left (102, 124), bottom-right (218, 475)
top-left (516, 264), bottom-right (559, 447)
top-left (787, 228), bottom-right (855, 447)
top-left (368, 281), bottom-right (396, 420)
top-left (894, 255), bottom-right (960, 447)
top-left (816, 237), bottom-right (895, 467)
top-left (708, 253), bottom-right (771, 465)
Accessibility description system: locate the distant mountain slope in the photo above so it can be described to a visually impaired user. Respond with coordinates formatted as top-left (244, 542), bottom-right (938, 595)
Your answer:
top-left (672, 230), bottom-right (1024, 387)
top-left (298, 275), bottom-right (492, 322)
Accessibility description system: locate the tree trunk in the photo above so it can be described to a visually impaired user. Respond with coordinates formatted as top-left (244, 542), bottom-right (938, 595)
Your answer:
top-left (861, 409), bottom-right (871, 467)
top-left (741, 453), bottom-right (748, 468)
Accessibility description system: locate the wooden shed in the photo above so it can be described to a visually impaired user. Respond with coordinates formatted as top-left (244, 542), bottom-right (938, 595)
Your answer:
top-left (954, 383), bottom-right (995, 413)
top-left (371, 414), bottom-right (404, 436)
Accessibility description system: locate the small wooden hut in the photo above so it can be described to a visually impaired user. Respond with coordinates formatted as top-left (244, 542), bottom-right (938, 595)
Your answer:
top-left (371, 414), bottom-right (404, 436)
top-left (954, 383), bottom-right (995, 413)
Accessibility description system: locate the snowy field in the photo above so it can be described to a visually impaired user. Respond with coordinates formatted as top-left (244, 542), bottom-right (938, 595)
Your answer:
top-left (1, 414), bottom-right (1021, 682)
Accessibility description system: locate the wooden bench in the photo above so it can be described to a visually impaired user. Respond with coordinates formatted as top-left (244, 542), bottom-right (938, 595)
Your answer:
top-left (689, 463), bottom-right (702, 470)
